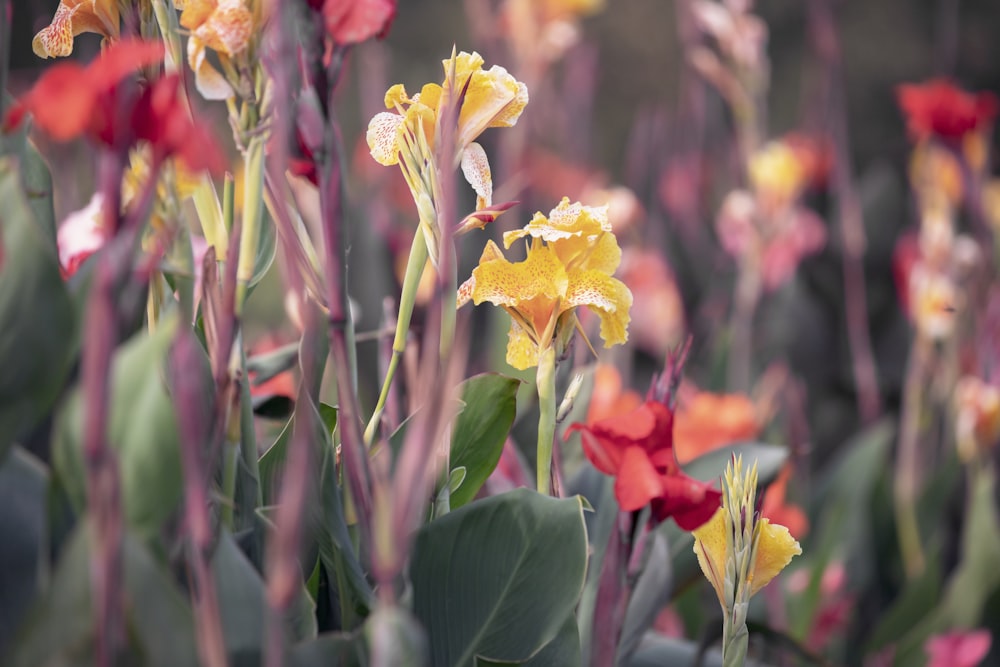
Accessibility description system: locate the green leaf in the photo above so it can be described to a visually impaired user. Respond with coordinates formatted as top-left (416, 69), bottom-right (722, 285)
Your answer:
top-left (893, 466), bottom-right (1000, 664)
top-left (0, 158), bottom-right (75, 460)
top-left (516, 614), bottom-right (581, 667)
top-left (618, 532), bottom-right (672, 663)
top-left (52, 315), bottom-right (184, 538)
top-left (449, 374), bottom-right (520, 508)
top-left (0, 447), bottom-right (48, 654)
top-left (682, 441), bottom-right (789, 486)
top-left (6, 525), bottom-right (199, 667)
top-left (410, 489), bottom-right (588, 667)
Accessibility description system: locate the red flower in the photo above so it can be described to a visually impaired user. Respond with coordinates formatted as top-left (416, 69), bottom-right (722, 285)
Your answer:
top-left (568, 400), bottom-right (722, 530)
top-left (5, 39), bottom-right (222, 174)
top-left (322, 0), bottom-right (396, 44)
top-left (897, 79), bottom-right (998, 143)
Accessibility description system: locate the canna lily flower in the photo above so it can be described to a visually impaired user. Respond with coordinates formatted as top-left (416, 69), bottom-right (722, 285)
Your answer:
top-left (459, 198), bottom-right (631, 370)
top-left (693, 456), bottom-right (801, 609)
top-left (673, 391), bottom-right (759, 463)
top-left (179, 0), bottom-right (255, 100)
top-left (367, 51), bottom-right (528, 212)
top-left (897, 79), bottom-right (998, 144)
top-left (567, 398), bottom-right (722, 530)
top-left (32, 0), bottom-right (119, 58)
top-left (5, 40), bottom-right (223, 175)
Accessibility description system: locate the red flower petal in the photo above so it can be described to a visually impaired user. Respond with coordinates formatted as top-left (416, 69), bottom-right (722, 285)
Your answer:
top-left (653, 476), bottom-right (722, 530)
top-left (614, 446), bottom-right (664, 512)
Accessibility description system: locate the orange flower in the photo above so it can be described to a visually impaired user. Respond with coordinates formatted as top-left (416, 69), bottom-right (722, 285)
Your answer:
top-left (617, 248), bottom-right (685, 357)
top-left (586, 364), bottom-right (642, 424)
top-left (672, 391), bottom-right (759, 463)
top-left (32, 0), bottom-right (119, 58)
top-left (760, 464), bottom-right (808, 540)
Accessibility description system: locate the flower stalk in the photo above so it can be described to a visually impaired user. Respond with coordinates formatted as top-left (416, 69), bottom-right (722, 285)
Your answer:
top-left (536, 345), bottom-right (558, 494)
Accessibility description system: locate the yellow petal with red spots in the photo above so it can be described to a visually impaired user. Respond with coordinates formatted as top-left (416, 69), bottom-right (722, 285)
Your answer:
top-left (566, 269), bottom-right (632, 347)
top-left (506, 321), bottom-right (540, 371)
top-left (33, 0), bottom-right (120, 59)
top-left (367, 112), bottom-right (403, 166)
top-left (461, 142), bottom-right (493, 209)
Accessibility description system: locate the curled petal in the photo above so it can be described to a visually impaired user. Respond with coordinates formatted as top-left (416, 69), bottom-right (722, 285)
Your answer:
top-left (188, 38), bottom-right (234, 100)
top-left (460, 142), bottom-right (493, 209)
top-left (32, 0), bottom-right (120, 59)
top-left (749, 518), bottom-right (802, 596)
top-left (366, 112), bottom-right (403, 165)
top-left (566, 270), bottom-right (632, 347)
top-left (456, 64), bottom-right (524, 146)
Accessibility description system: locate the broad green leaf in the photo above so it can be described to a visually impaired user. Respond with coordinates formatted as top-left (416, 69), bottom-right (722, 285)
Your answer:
top-left (0, 158), bottom-right (75, 460)
top-left (682, 442), bottom-right (788, 486)
top-left (512, 614), bottom-right (581, 667)
top-left (7, 525), bottom-right (199, 667)
top-left (0, 447), bottom-right (48, 654)
top-left (410, 489), bottom-right (588, 667)
top-left (449, 373), bottom-right (520, 508)
top-left (52, 315), bottom-right (184, 538)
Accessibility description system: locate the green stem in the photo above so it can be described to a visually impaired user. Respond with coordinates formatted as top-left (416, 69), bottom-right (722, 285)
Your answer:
top-left (363, 230), bottom-right (429, 445)
top-left (220, 439), bottom-right (239, 530)
top-left (536, 346), bottom-right (557, 495)
top-left (236, 134), bottom-right (265, 314)
top-left (722, 617), bottom-right (749, 667)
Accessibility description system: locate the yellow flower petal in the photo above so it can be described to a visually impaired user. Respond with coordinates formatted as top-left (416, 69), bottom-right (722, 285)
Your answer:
top-left (33, 0), bottom-right (120, 59)
top-left (506, 321), bottom-right (540, 370)
top-left (489, 81), bottom-right (529, 129)
top-left (749, 518), bottom-right (801, 596)
top-left (566, 270), bottom-right (632, 347)
top-left (456, 64), bottom-right (523, 147)
top-left (183, 0), bottom-right (252, 57)
top-left (187, 38), bottom-right (234, 100)
top-left (460, 142), bottom-right (493, 209)
top-left (367, 112), bottom-right (404, 166)
top-left (471, 241), bottom-right (567, 309)
top-left (385, 83), bottom-right (410, 108)
top-left (692, 507), bottom-right (727, 605)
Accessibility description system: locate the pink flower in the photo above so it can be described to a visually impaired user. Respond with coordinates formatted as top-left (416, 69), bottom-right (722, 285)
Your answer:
top-left (924, 630), bottom-right (992, 667)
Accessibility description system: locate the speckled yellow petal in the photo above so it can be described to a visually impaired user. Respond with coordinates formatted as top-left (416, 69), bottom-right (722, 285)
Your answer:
top-left (471, 241), bottom-right (567, 308)
top-left (188, 37), bottom-right (234, 100)
top-left (566, 270), bottom-right (632, 347)
top-left (578, 231), bottom-right (622, 274)
top-left (367, 112), bottom-right (403, 166)
top-left (194, 0), bottom-right (252, 56)
top-left (506, 321), bottom-right (540, 370)
top-left (749, 518), bottom-right (801, 596)
top-left (692, 507), bottom-right (727, 605)
top-left (504, 197), bottom-right (610, 248)
top-left (461, 142), bottom-right (493, 209)
top-left (33, 0), bottom-right (120, 59)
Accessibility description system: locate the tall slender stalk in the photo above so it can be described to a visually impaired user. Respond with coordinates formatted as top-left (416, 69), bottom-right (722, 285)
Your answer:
top-left (535, 345), bottom-right (557, 494)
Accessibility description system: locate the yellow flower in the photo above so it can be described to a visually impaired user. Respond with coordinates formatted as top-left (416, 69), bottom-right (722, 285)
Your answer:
top-left (366, 51), bottom-right (528, 210)
top-left (460, 198), bottom-right (631, 370)
top-left (179, 0), bottom-right (255, 100)
top-left (748, 140), bottom-right (806, 214)
top-left (32, 0), bottom-right (120, 58)
top-left (692, 456), bottom-right (801, 607)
